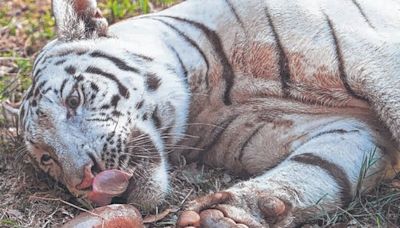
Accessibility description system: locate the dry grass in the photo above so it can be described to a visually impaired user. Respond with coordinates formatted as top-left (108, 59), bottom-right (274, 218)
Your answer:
top-left (0, 0), bottom-right (399, 227)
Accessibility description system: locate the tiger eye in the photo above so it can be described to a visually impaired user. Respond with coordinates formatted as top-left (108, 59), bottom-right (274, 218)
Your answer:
top-left (41, 154), bottom-right (52, 164)
top-left (66, 95), bottom-right (80, 109)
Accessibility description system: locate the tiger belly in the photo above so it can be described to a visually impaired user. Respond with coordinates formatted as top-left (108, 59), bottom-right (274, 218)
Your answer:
top-left (174, 97), bottom-right (398, 178)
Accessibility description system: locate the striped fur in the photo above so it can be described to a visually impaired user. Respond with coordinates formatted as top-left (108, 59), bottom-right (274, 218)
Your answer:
top-left (20, 0), bottom-right (400, 226)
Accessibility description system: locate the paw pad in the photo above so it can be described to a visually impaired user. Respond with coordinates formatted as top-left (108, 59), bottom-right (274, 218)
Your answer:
top-left (177, 211), bottom-right (200, 227)
top-left (258, 196), bottom-right (287, 223)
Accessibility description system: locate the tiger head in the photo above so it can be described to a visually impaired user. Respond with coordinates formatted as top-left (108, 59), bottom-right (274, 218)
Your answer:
top-left (19, 0), bottom-right (189, 210)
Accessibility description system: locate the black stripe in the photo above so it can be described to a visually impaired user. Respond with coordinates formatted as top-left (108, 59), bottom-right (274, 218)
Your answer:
top-left (291, 153), bottom-right (352, 205)
top-left (86, 117), bottom-right (114, 122)
top-left (90, 82), bottom-right (100, 92)
top-left (55, 59), bottom-right (66, 65)
top-left (265, 7), bottom-right (291, 96)
top-left (351, 0), bottom-right (375, 29)
top-left (150, 18), bottom-right (210, 86)
top-left (37, 81), bottom-right (47, 90)
top-left (42, 87), bottom-right (52, 95)
top-left (198, 114), bottom-right (239, 161)
top-left (146, 72), bottom-right (162, 91)
top-left (129, 52), bottom-right (154, 62)
top-left (76, 50), bottom-right (87, 56)
top-left (135, 100), bottom-right (144, 109)
top-left (76, 74), bottom-right (84, 81)
top-left (308, 129), bottom-right (359, 142)
top-left (291, 124), bottom-right (360, 153)
top-left (238, 124), bottom-right (265, 162)
top-left (100, 104), bottom-right (110, 109)
top-left (325, 15), bottom-right (364, 100)
top-left (167, 44), bottom-right (188, 81)
top-left (32, 51), bottom-right (46, 74)
top-left (33, 49), bottom-right (87, 76)
top-left (56, 49), bottom-right (76, 57)
top-left (25, 82), bottom-right (35, 100)
top-left (111, 110), bottom-right (122, 117)
top-left (111, 95), bottom-right (121, 107)
top-left (224, 0), bottom-right (245, 30)
top-left (90, 51), bottom-right (140, 73)
top-left (159, 15), bottom-right (235, 105)
top-left (86, 66), bottom-right (130, 98)
top-left (33, 87), bottom-right (40, 98)
top-left (65, 66), bottom-right (76, 75)
top-left (152, 107), bottom-right (162, 129)
top-left (59, 79), bottom-right (68, 97)
top-left (33, 68), bottom-right (42, 78)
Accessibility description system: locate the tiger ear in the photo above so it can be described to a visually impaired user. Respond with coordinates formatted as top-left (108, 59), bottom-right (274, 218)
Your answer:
top-left (52, 0), bottom-right (108, 41)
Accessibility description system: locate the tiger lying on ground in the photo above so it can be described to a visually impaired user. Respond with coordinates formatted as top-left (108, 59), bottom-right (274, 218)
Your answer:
top-left (17, 0), bottom-right (400, 227)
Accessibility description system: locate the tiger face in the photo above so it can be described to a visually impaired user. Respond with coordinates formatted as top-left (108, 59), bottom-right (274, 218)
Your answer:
top-left (19, 0), bottom-right (189, 210)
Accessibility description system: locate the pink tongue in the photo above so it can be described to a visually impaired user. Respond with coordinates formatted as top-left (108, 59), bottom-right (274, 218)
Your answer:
top-left (87, 170), bottom-right (132, 206)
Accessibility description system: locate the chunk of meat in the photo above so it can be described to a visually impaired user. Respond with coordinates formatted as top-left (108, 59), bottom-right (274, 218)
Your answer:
top-left (61, 204), bottom-right (143, 228)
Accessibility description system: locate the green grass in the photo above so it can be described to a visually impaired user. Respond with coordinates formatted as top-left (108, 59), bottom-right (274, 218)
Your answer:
top-left (101, 0), bottom-right (178, 22)
top-left (0, 219), bottom-right (19, 228)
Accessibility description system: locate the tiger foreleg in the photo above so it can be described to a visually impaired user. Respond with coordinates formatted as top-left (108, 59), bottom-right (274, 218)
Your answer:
top-left (363, 81), bottom-right (400, 146)
top-left (177, 124), bottom-right (391, 228)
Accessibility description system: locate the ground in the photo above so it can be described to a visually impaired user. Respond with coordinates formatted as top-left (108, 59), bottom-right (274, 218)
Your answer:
top-left (0, 0), bottom-right (399, 227)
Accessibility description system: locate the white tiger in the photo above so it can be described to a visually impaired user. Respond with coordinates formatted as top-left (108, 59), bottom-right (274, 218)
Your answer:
top-left (18, 0), bottom-right (400, 227)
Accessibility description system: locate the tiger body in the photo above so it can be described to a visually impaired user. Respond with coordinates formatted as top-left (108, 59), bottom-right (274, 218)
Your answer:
top-left (20, 0), bottom-right (400, 227)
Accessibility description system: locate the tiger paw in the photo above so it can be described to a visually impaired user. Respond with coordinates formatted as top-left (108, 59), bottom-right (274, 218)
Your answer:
top-left (176, 191), bottom-right (291, 228)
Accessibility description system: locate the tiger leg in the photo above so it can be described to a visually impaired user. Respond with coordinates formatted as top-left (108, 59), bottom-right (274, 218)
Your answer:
top-left (359, 78), bottom-right (400, 146)
top-left (177, 121), bottom-right (395, 228)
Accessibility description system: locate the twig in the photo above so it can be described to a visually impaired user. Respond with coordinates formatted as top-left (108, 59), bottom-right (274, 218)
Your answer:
top-left (180, 188), bottom-right (194, 206)
top-left (0, 71), bottom-right (20, 96)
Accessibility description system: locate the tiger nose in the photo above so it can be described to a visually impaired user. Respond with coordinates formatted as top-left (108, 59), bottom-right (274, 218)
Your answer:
top-left (76, 164), bottom-right (95, 190)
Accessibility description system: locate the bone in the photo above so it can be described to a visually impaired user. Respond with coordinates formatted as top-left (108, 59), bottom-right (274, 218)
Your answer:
top-left (87, 170), bottom-right (132, 206)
